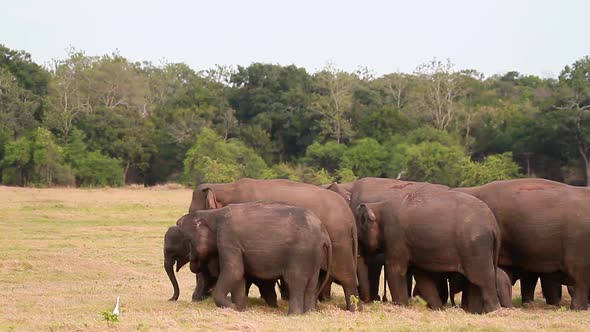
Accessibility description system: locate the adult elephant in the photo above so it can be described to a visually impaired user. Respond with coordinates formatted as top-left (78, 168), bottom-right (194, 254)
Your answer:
top-left (324, 177), bottom-right (449, 303)
top-left (454, 178), bottom-right (590, 310)
top-left (356, 189), bottom-right (501, 314)
top-left (188, 178), bottom-right (361, 311)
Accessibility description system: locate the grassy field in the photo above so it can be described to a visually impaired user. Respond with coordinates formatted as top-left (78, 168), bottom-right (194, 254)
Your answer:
top-left (0, 185), bottom-right (588, 331)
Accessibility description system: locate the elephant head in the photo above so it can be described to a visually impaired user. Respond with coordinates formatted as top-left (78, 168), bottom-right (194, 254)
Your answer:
top-left (356, 203), bottom-right (382, 254)
top-left (189, 184), bottom-right (226, 212)
top-left (322, 182), bottom-right (353, 204)
top-left (164, 213), bottom-right (218, 301)
top-left (164, 226), bottom-right (190, 301)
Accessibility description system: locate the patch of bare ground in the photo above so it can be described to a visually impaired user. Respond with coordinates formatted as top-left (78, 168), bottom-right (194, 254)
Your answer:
top-left (0, 186), bottom-right (588, 331)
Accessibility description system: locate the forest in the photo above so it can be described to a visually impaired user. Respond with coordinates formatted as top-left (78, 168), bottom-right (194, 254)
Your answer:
top-left (1, 44), bottom-right (589, 188)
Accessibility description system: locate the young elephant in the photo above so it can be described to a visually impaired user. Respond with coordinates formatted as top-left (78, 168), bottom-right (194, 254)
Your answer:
top-left (171, 202), bottom-right (332, 315)
top-left (447, 268), bottom-right (513, 309)
top-left (164, 227), bottom-right (278, 306)
top-left (356, 190), bottom-right (501, 314)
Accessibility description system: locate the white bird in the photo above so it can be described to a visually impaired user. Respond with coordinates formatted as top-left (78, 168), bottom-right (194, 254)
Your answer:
top-left (112, 296), bottom-right (120, 316)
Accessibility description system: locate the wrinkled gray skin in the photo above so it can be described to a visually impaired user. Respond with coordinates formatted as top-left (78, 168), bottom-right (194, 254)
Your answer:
top-left (189, 178), bottom-right (360, 311)
top-left (163, 225), bottom-right (278, 306)
top-left (506, 271), bottom-right (562, 306)
top-left (166, 202), bottom-right (332, 315)
top-left (356, 189), bottom-right (501, 314)
top-left (454, 178), bottom-right (590, 310)
top-left (447, 268), bottom-right (513, 308)
top-left (323, 178), bottom-right (449, 303)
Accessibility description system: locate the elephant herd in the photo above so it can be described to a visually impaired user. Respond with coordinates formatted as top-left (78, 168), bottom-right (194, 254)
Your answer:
top-left (163, 177), bottom-right (590, 315)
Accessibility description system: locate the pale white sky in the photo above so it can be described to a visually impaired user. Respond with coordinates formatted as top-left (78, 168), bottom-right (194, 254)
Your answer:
top-left (2, 0), bottom-right (589, 77)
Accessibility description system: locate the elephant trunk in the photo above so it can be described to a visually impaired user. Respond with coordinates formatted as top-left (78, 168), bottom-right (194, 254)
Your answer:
top-left (165, 257), bottom-right (180, 301)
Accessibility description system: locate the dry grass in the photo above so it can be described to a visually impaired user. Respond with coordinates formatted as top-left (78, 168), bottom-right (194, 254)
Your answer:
top-left (0, 185), bottom-right (588, 331)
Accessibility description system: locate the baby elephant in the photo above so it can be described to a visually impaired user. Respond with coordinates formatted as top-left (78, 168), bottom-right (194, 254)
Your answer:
top-left (167, 202), bottom-right (332, 315)
top-left (164, 226), bottom-right (279, 306)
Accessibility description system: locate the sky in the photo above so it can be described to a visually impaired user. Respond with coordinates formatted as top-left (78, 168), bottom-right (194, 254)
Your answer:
top-left (2, 0), bottom-right (589, 78)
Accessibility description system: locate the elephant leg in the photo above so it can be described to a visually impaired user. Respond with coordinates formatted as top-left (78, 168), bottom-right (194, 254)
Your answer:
top-left (304, 271), bottom-right (320, 313)
top-left (436, 274), bottom-right (449, 305)
top-left (463, 258), bottom-right (500, 313)
top-left (212, 252), bottom-right (244, 310)
top-left (368, 254), bottom-right (383, 302)
top-left (385, 262), bottom-right (409, 306)
top-left (231, 278), bottom-right (247, 311)
top-left (449, 273), bottom-right (466, 307)
top-left (212, 272), bottom-right (239, 309)
top-left (571, 284), bottom-right (590, 311)
top-left (465, 281), bottom-right (484, 314)
top-left (342, 280), bottom-right (363, 312)
top-left (382, 279), bottom-right (388, 302)
top-left (540, 273), bottom-right (562, 306)
top-left (192, 272), bottom-right (214, 301)
top-left (357, 255), bottom-right (371, 303)
top-left (258, 280), bottom-right (278, 308)
top-left (278, 277), bottom-right (290, 300)
top-left (284, 275), bottom-right (306, 315)
top-left (412, 269), bottom-right (443, 310)
top-left (496, 268), bottom-right (513, 308)
top-left (520, 274), bottom-right (537, 305)
top-left (460, 285), bottom-right (469, 310)
top-left (245, 279), bottom-right (253, 297)
top-left (317, 277), bottom-right (331, 302)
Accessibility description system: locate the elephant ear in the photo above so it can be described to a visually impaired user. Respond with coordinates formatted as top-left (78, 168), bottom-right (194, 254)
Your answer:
top-left (357, 203), bottom-right (376, 227)
top-left (343, 191), bottom-right (352, 203)
top-left (325, 183), bottom-right (352, 204)
top-left (204, 189), bottom-right (219, 209)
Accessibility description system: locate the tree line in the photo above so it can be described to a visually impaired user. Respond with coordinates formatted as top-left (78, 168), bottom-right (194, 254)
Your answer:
top-left (1, 44), bottom-right (589, 187)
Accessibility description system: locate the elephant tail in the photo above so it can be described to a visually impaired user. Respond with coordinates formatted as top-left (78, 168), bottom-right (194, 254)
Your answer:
top-left (352, 223), bottom-right (359, 287)
top-left (492, 225), bottom-right (501, 296)
top-left (317, 235), bottom-right (333, 298)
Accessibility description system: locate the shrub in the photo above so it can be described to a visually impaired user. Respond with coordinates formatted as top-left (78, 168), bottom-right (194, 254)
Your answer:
top-left (76, 151), bottom-right (124, 187)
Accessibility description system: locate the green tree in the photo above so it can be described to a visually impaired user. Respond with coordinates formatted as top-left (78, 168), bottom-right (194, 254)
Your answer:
top-left (304, 141), bottom-right (346, 173)
top-left (229, 63), bottom-right (319, 161)
top-left (76, 151), bottom-right (124, 187)
top-left (461, 152), bottom-right (522, 186)
top-left (341, 138), bottom-right (388, 177)
top-left (0, 68), bottom-right (40, 139)
top-left (354, 107), bottom-right (415, 143)
top-left (1, 135), bottom-right (32, 185)
top-left (312, 62), bottom-right (357, 144)
top-left (183, 128), bottom-right (267, 185)
top-left (388, 141), bottom-right (467, 186)
top-left (30, 128), bottom-right (74, 186)
top-left (1, 128), bottom-right (74, 186)
top-left (551, 56), bottom-right (590, 185)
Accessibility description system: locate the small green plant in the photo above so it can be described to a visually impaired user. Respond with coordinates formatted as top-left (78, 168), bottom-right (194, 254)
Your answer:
top-left (102, 310), bottom-right (119, 326)
top-left (349, 295), bottom-right (360, 311)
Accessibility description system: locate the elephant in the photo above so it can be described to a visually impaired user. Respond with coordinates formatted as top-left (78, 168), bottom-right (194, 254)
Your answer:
top-left (188, 178), bottom-right (360, 311)
top-left (454, 178), bottom-right (590, 310)
top-left (323, 177), bottom-right (449, 303)
top-left (163, 224), bottom-right (279, 307)
top-left (356, 189), bottom-right (501, 314)
top-left (506, 270), bottom-right (562, 306)
top-left (447, 268), bottom-right (513, 308)
top-left (567, 286), bottom-right (590, 305)
top-left (166, 202), bottom-right (332, 315)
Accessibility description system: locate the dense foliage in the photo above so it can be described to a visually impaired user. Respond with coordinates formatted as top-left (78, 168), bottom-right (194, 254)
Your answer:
top-left (1, 44), bottom-right (589, 187)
